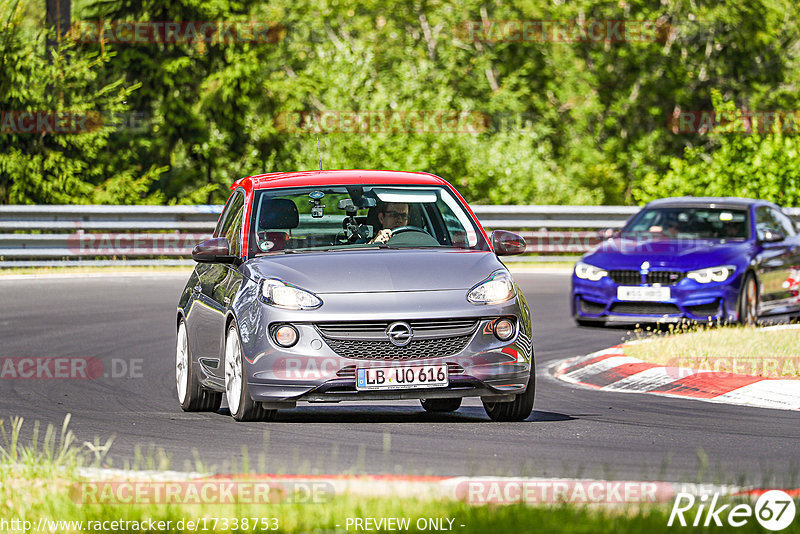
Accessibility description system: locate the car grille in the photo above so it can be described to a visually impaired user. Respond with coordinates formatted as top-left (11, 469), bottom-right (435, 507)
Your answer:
top-left (609, 270), bottom-right (685, 286)
top-left (316, 318), bottom-right (479, 361)
top-left (609, 302), bottom-right (681, 315)
top-left (315, 318), bottom-right (479, 341)
top-left (686, 301), bottom-right (720, 318)
top-left (336, 362), bottom-right (465, 379)
top-left (323, 335), bottom-right (473, 361)
top-left (609, 270), bottom-right (640, 285)
top-left (647, 271), bottom-right (685, 285)
top-left (579, 298), bottom-right (606, 314)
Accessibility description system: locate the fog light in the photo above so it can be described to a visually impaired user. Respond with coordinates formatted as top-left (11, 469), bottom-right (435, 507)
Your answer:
top-left (273, 325), bottom-right (298, 347)
top-left (494, 318), bottom-right (515, 341)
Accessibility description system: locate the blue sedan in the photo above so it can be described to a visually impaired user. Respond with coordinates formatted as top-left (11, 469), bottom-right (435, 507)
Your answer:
top-left (571, 197), bottom-right (800, 326)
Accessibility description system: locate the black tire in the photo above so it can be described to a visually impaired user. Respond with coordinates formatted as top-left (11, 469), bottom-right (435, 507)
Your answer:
top-left (420, 398), bottom-right (462, 412)
top-left (482, 375), bottom-right (535, 422)
top-left (738, 272), bottom-right (759, 326)
top-left (225, 325), bottom-right (276, 422)
top-left (176, 319), bottom-right (222, 412)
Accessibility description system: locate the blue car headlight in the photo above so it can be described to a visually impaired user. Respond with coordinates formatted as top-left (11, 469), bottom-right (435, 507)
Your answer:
top-left (686, 265), bottom-right (736, 284)
top-left (574, 261), bottom-right (608, 281)
top-left (467, 271), bottom-right (516, 304)
top-left (261, 279), bottom-right (322, 310)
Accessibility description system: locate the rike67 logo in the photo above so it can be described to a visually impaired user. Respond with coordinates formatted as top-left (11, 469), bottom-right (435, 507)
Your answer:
top-left (669, 490), bottom-right (797, 531)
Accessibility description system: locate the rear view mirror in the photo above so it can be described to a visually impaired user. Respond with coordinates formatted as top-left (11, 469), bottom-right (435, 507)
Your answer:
top-left (491, 230), bottom-right (526, 256)
top-left (760, 230), bottom-right (786, 243)
top-left (599, 228), bottom-right (618, 239)
top-left (192, 237), bottom-right (237, 263)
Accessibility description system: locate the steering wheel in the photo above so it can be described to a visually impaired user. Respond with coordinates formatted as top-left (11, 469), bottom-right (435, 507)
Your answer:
top-left (389, 225), bottom-right (428, 236)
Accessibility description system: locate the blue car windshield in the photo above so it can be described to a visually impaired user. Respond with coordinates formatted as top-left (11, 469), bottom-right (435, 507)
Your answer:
top-left (622, 207), bottom-right (750, 240)
top-left (249, 184), bottom-right (488, 254)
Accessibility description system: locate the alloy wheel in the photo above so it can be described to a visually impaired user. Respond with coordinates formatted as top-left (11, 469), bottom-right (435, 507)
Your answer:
top-left (176, 322), bottom-right (189, 404)
top-left (225, 328), bottom-right (243, 416)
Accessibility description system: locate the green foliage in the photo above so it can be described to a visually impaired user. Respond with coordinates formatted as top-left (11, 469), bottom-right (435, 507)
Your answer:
top-left (636, 90), bottom-right (800, 205)
top-left (2, 0), bottom-right (800, 206)
top-left (0, 0), bottom-right (165, 204)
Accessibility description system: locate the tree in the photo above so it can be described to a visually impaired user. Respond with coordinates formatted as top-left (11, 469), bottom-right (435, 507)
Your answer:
top-left (0, 0), bottom-right (164, 204)
top-left (635, 90), bottom-right (800, 205)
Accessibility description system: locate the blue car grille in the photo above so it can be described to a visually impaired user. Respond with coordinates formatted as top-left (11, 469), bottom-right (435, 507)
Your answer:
top-left (609, 270), bottom-right (640, 285)
top-left (579, 298), bottom-right (606, 314)
top-left (686, 301), bottom-right (720, 318)
top-left (647, 271), bottom-right (686, 285)
top-left (609, 270), bottom-right (685, 286)
top-left (610, 302), bottom-right (681, 315)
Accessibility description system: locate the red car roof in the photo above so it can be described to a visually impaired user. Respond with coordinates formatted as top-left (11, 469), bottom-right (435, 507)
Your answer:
top-left (228, 169), bottom-right (490, 259)
top-left (231, 169), bottom-right (448, 193)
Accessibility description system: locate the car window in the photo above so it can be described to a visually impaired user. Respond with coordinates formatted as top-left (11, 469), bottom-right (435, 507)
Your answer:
top-left (224, 197), bottom-right (245, 256)
top-left (623, 207), bottom-right (749, 239)
top-left (770, 208), bottom-right (797, 237)
top-left (755, 206), bottom-right (784, 240)
top-left (215, 191), bottom-right (245, 256)
top-left (248, 185), bottom-right (487, 255)
top-left (215, 190), bottom-right (245, 238)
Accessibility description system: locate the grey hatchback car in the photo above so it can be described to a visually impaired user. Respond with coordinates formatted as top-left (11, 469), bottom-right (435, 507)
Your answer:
top-left (176, 170), bottom-right (534, 421)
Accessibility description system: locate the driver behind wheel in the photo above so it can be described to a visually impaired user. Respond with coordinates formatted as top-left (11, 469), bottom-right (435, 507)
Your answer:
top-left (368, 202), bottom-right (409, 244)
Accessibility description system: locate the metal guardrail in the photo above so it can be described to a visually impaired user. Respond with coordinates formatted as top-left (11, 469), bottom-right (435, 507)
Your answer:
top-left (1, 205), bottom-right (798, 267)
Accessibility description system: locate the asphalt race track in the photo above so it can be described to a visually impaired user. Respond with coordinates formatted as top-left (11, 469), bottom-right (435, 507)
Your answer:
top-left (1, 271), bottom-right (797, 486)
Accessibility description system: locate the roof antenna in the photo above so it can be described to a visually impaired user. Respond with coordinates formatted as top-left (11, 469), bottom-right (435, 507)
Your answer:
top-left (316, 133), bottom-right (323, 170)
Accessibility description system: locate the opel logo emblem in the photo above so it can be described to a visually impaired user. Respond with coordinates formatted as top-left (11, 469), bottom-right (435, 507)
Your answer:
top-left (386, 321), bottom-right (413, 347)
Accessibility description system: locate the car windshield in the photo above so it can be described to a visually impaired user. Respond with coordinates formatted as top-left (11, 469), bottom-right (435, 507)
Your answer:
top-left (248, 184), bottom-right (488, 255)
top-left (622, 207), bottom-right (750, 240)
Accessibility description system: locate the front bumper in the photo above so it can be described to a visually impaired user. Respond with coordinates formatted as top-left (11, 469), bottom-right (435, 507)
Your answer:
top-left (571, 273), bottom-right (742, 324)
top-left (234, 291), bottom-right (534, 404)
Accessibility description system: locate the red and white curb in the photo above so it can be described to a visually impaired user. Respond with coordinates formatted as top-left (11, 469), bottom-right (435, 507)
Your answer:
top-left (552, 333), bottom-right (800, 412)
top-left (75, 468), bottom-right (799, 505)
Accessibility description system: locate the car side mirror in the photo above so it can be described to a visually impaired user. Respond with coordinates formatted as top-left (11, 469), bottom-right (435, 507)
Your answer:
top-left (599, 228), bottom-right (618, 239)
top-left (760, 230), bottom-right (786, 243)
top-left (192, 237), bottom-right (237, 263)
top-left (492, 230), bottom-right (526, 256)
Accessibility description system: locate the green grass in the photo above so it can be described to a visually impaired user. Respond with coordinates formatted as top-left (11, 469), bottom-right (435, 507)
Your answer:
top-left (624, 324), bottom-right (800, 378)
top-left (3, 416), bottom-right (799, 533)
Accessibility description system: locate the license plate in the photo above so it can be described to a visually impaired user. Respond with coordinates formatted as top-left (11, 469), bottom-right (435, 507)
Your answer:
top-left (356, 365), bottom-right (448, 391)
top-left (617, 286), bottom-right (671, 301)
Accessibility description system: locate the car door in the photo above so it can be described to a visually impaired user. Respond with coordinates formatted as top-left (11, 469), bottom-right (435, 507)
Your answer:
top-left (766, 207), bottom-right (800, 312)
top-left (188, 190), bottom-right (245, 385)
top-left (208, 196), bottom-right (248, 381)
top-left (753, 206), bottom-right (798, 313)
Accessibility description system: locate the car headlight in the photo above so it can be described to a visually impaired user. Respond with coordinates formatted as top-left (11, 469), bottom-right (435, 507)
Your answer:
top-left (468, 271), bottom-right (516, 305)
top-left (261, 279), bottom-right (322, 310)
top-left (574, 261), bottom-right (608, 281)
top-left (686, 266), bottom-right (736, 284)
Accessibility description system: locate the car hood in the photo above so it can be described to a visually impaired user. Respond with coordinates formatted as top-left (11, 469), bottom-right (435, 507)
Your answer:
top-left (584, 237), bottom-right (752, 270)
top-left (243, 249), bottom-right (504, 293)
